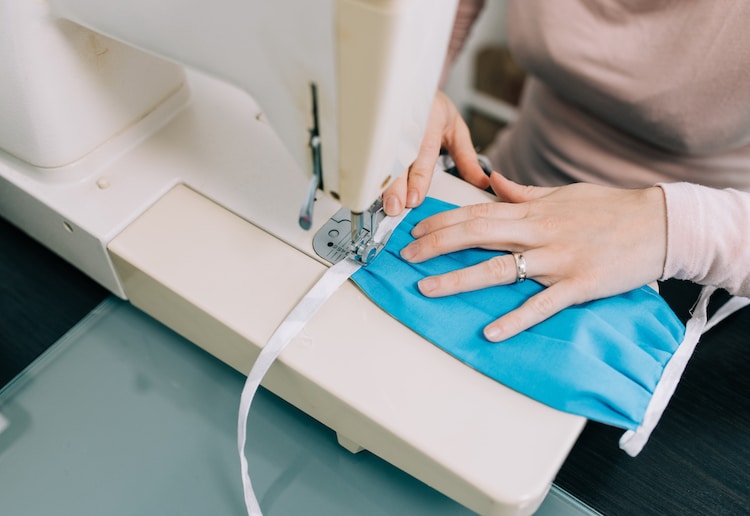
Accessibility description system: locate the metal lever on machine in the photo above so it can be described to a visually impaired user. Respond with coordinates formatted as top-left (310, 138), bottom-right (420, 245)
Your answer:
top-left (299, 83), bottom-right (323, 230)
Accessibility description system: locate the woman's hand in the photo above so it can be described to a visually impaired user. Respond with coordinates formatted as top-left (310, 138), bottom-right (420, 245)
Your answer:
top-left (399, 172), bottom-right (668, 341)
top-left (382, 91), bottom-right (490, 216)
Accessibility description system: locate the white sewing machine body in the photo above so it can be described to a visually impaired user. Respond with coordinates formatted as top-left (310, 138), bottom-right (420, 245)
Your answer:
top-left (0, 1), bottom-right (584, 514)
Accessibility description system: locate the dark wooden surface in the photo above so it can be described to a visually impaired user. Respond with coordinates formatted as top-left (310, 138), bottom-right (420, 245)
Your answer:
top-left (555, 280), bottom-right (750, 515)
top-left (0, 216), bottom-right (107, 386)
top-left (1, 213), bottom-right (748, 515)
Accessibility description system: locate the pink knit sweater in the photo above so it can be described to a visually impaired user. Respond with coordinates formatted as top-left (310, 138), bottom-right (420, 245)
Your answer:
top-left (481, 0), bottom-right (750, 296)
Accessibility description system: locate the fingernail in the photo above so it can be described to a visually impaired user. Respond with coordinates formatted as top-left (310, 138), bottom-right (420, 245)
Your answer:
top-left (418, 277), bottom-right (437, 294)
top-left (400, 243), bottom-right (417, 261)
top-left (484, 325), bottom-right (502, 342)
top-left (406, 189), bottom-right (419, 207)
top-left (384, 195), bottom-right (400, 216)
top-left (410, 223), bottom-right (425, 238)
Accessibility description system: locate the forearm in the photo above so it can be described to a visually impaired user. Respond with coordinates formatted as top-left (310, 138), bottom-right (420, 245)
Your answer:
top-left (659, 182), bottom-right (750, 296)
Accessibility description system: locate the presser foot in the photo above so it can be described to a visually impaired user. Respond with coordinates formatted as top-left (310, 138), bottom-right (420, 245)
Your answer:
top-left (312, 198), bottom-right (387, 265)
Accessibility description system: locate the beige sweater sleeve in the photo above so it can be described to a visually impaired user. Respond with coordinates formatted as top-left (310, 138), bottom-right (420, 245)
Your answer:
top-left (659, 182), bottom-right (750, 297)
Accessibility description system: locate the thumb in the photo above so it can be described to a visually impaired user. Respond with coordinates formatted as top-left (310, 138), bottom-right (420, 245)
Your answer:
top-left (489, 171), bottom-right (551, 203)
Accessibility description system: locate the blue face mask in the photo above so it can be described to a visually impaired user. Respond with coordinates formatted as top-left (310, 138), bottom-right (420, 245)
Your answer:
top-left (350, 197), bottom-right (688, 456)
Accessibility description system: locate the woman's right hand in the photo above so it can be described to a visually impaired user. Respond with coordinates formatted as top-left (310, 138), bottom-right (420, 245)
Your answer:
top-left (382, 91), bottom-right (490, 216)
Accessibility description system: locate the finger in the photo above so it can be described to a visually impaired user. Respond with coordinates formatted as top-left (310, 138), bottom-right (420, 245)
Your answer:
top-left (489, 171), bottom-right (555, 203)
top-left (445, 119), bottom-right (491, 191)
top-left (417, 253), bottom-right (519, 297)
top-left (406, 160), bottom-right (435, 209)
top-left (401, 216), bottom-right (530, 263)
top-left (382, 172), bottom-right (407, 216)
top-left (411, 201), bottom-right (524, 239)
top-left (406, 107), bottom-right (446, 208)
top-left (483, 281), bottom-right (581, 342)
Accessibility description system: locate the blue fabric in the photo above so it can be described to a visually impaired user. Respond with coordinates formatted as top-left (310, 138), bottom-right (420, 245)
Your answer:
top-left (351, 197), bottom-right (686, 430)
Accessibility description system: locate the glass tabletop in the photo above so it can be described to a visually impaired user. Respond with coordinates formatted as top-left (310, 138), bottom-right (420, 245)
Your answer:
top-left (0, 298), bottom-right (476, 515)
top-left (0, 298), bottom-right (592, 516)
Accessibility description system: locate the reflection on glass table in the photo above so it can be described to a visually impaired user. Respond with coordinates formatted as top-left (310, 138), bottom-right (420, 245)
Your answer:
top-left (0, 298), bottom-right (595, 515)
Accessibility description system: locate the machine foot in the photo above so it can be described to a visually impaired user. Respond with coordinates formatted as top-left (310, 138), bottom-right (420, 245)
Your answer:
top-left (336, 433), bottom-right (365, 454)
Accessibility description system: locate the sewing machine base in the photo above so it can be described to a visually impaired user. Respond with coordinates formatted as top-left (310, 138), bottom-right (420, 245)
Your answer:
top-left (0, 70), bottom-right (584, 516)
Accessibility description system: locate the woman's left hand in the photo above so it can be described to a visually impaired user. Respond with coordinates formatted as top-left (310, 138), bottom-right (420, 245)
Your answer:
top-left (399, 172), bottom-right (668, 341)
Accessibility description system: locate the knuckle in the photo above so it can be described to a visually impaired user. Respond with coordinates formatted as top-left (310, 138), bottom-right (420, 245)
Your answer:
top-left (408, 165), bottom-right (430, 182)
top-left (414, 220), bottom-right (430, 235)
top-left (574, 276), bottom-right (600, 302)
top-left (526, 292), bottom-right (557, 319)
top-left (449, 269), bottom-right (469, 290)
top-left (486, 255), bottom-right (511, 282)
top-left (422, 138), bottom-right (441, 154)
top-left (424, 230), bottom-right (445, 251)
top-left (469, 202), bottom-right (493, 218)
top-left (466, 217), bottom-right (491, 236)
top-left (416, 168), bottom-right (433, 182)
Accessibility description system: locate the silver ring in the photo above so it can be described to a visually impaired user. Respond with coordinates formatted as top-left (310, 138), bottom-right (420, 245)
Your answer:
top-left (512, 252), bottom-right (527, 283)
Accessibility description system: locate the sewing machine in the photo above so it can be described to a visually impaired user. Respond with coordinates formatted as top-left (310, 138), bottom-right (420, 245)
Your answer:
top-left (0, 1), bottom-right (585, 514)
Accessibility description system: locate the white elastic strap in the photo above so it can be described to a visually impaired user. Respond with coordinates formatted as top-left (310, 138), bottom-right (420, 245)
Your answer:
top-left (238, 256), bottom-right (361, 515)
top-left (701, 295), bottom-right (750, 334)
top-left (619, 286), bottom-right (750, 456)
top-left (237, 209), bottom-right (409, 516)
